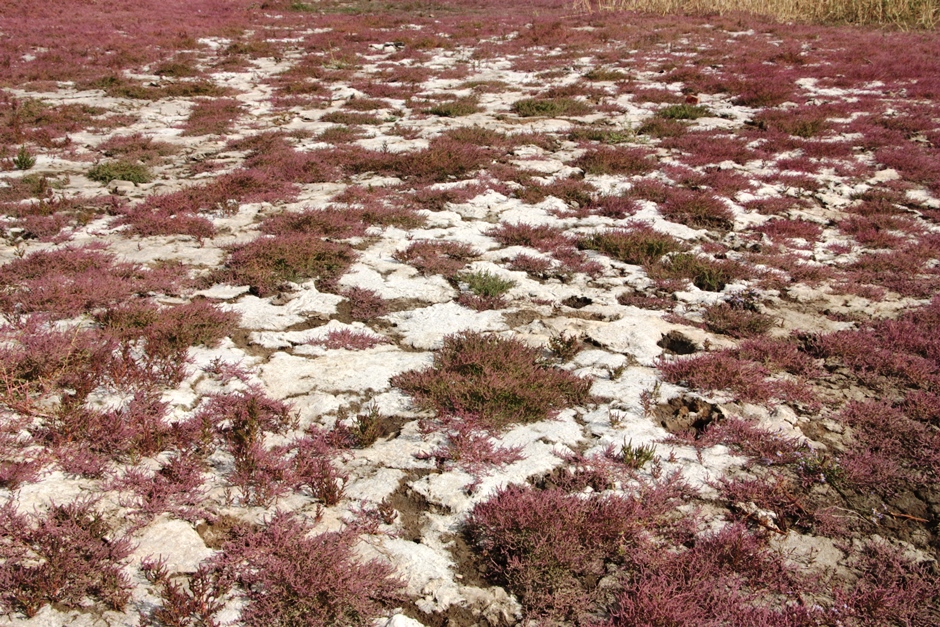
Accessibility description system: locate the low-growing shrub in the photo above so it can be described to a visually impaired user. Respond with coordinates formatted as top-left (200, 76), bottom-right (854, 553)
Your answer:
top-left (511, 97), bottom-right (592, 118)
top-left (392, 331), bottom-right (593, 429)
top-left (12, 146), bottom-right (35, 170)
top-left (598, 524), bottom-right (817, 626)
top-left (580, 224), bottom-right (684, 266)
top-left (0, 246), bottom-right (178, 319)
top-left (342, 287), bottom-right (389, 321)
top-left (659, 188), bottom-right (734, 230)
top-left (211, 512), bottom-right (402, 626)
top-left (568, 125), bottom-right (635, 144)
top-left (87, 159), bottom-right (152, 184)
top-left (574, 146), bottom-right (654, 176)
top-left (657, 103), bottom-right (709, 120)
top-left (393, 240), bottom-right (477, 277)
top-left (465, 478), bottom-right (688, 620)
top-left (309, 329), bottom-right (389, 350)
top-left (0, 500), bottom-right (132, 618)
top-left (487, 221), bottom-right (570, 253)
top-left (260, 207), bottom-right (367, 239)
top-left (427, 95), bottom-right (479, 117)
top-left (181, 98), bottom-right (242, 136)
top-left (97, 133), bottom-right (176, 163)
top-left (220, 234), bottom-right (355, 296)
top-left (637, 116), bottom-right (687, 138)
top-left (321, 110), bottom-right (383, 125)
top-left (141, 557), bottom-right (229, 627)
top-left (458, 270), bottom-right (515, 298)
top-left (649, 253), bottom-right (748, 292)
top-left (702, 302), bottom-right (774, 338)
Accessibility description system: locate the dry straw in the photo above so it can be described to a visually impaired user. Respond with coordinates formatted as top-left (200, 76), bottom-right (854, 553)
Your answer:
top-left (573, 0), bottom-right (940, 28)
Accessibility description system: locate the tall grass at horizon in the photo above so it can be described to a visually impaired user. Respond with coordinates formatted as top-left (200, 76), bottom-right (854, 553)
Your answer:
top-left (574, 0), bottom-right (940, 28)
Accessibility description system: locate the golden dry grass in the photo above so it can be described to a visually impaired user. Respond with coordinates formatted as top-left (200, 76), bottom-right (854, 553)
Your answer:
top-left (573, 0), bottom-right (940, 28)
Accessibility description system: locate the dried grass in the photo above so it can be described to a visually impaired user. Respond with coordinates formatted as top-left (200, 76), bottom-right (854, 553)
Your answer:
top-left (574, 0), bottom-right (940, 29)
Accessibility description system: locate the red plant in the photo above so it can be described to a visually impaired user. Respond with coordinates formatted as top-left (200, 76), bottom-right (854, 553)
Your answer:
top-left (598, 524), bottom-right (819, 626)
top-left (658, 188), bottom-right (734, 231)
top-left (418, 416), bottom-right (524, 473)
top-left (181, 98), bottom-right (242, 136)
top-left (341, 287), bottom-right (389, 321)
top-left (0, 246), bottom-right (179, 319)
top-left (220, 234), bottom-right (355, 296)
top-left (393, 240), bottom-right (477, 277)
top-left (392, 331), bottom-right (593, 429)
top-left (141, 557), bottom-right (230, 627)
top-left (465, 477), bottom-right (689, 620)
top-left (114, 452), bottom-right (207, 518)
top-left (0, 500), bottom-right (132, 618)
top-left (211, 511), bottom-right (402, 626)
top-left (309, 328), bottom-right (389, 350)
top-left (574, 146), bottom-right (655, 176)
top-left (487, 222), bottom-right (571, 253)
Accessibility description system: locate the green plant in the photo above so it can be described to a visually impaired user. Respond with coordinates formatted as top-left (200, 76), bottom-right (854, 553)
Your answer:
top-left (580, 226), bottom-right (684, 266)
top-left (658, 104), bottom-right (709, 120)
top-left (459, 270), bottom-right (515, 298)
top-left (568, 125), bottom-right (635, 144)
top-left (584, 67), bottom-right (628, 81)
top-left (87, 160), bottom-right (152, 184)
top-left (427, 96), bottom-right (480, 117)
top-left (617, 439), bottom-right (658, 469)
top-left (12, 145), bottom-right (35, 170)
top-left (511, 97), bottom-right (592, 118)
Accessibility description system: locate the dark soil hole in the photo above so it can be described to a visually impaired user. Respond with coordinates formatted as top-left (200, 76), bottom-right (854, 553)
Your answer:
top-left (658, 330), bottom-right (698, 355)
top-left (386, 472), bottom-right (437, 543)
top-left (655, 395), bottom-right (724, 437)
top-left (562, 295), bottom-right (593, 309)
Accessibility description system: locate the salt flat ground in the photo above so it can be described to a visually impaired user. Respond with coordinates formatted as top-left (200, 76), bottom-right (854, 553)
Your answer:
top-left (0, 1), bottom-right (939, 625)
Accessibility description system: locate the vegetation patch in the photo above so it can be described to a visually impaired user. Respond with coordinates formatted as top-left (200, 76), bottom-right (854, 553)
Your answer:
top-left (219, 234), bottom-right (355, 296)
top-left (392, 331), bottom-right (593, 429)
top-left (87, 159), bottom-right (152, 184)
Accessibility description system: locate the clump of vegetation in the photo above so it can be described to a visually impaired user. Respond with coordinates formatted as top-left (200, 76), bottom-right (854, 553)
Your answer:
top-left (427, 95), bottom-right (480, 117)
top-left (0, 500), bottom-right (133, 618)
top-left (615, 439), bottom-right (658, 469)
top-left (580, 224), bottom-right (684, 266)
top-left (87, 159), bottom-right (152, 184)
top-left (584, 67), bottom-right (628, 81)
top-left (458, 270), bottom-right (515, 298)
top-left (392, 331), bottom-right (593, 429)
top-left (702, 301), bottom-right (775, 338)
top-left (393, 240), bottom-right (477, 278)
top-left (574, 146), bottom-right (654, 176)
top-left (657, 103), bottom-right (709, 120)
top-left (212, 512), bottom-right (403, 626)
top-left (511, 97), bottom-right (592, 118)
top-left (649, 253), bottom-right (748, 292)
top-left (637, 117), bottom-right (687, 138)
top-left (220, 234), bottom-right (355, 296)
top-left (181, 98), bottom-right (242, 136)
top-left (12, 145), bottom-right (35, 170)
top-left (568, 125), bottom-right (635, 144)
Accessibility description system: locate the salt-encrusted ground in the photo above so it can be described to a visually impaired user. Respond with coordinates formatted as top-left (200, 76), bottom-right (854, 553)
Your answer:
top-left (1, 1), bottom-right (939, 625)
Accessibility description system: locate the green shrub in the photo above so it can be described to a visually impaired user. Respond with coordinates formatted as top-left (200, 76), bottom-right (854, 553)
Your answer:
top-left (87, 160), bottom-right (152, 184)
top-left (658, 104), bottom-right (710, 120)
top-left (12, 146), bottom-right (35, 170)
top-left (459, 270), bottom-right (515, 297)
top-left (511, 97), bottom-right (592, 118)
top-left (427, 96), bottom-right (480, 117)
